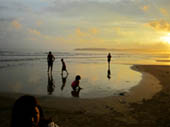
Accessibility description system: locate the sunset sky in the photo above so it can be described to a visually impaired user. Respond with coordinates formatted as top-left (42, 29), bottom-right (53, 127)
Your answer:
top-left (0, 0), bottom-right (170, 51)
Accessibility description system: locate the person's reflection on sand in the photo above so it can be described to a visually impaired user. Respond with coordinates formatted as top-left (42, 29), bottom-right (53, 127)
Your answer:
top-left (47, 73), bottom-right (55, 95)
top-left (107, 63), bottom-right (111, 79)
top-left (61, 73), bottom-right (68, 91)
top-left (107, 69), bottom-right (111, 79)
top-left (71, 87), bottom-right (82, 98)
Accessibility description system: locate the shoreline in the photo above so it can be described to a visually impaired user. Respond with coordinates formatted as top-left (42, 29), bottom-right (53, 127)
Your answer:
top-left (1, 64), bottom-right (170, 127)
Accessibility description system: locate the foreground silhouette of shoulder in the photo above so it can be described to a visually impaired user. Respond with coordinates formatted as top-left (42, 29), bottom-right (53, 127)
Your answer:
top-left (11, 95), bottom-right (59, 127)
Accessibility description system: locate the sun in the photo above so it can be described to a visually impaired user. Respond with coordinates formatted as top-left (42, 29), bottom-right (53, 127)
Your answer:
top-left (161, 33), bottom-right (170, 44)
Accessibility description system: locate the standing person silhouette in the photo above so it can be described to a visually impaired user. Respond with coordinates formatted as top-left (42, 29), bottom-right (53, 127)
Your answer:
top-left (107, 53), bottom-right (112, 79)
top-left (47, 51), bottom-right (55, 73)
top-left (107, 53), bottom-right (112, 64)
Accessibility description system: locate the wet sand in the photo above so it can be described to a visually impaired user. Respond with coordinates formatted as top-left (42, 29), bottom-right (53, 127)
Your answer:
top-left (1, 65), bottom-right (170, 127)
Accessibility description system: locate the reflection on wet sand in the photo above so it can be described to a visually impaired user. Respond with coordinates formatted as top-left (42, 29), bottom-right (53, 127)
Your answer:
top-left (47, 72), bottom-right (55, 95)
top-left (107, 63), bottom-right (111, 79)
top-left (0, 62), bottom-right (143, 98)
top-left (61, 73), bottom-right (68, 91)
top-left (71, 87), bottom-right (82, 98)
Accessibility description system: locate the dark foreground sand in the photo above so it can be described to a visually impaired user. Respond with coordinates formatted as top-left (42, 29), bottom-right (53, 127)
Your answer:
top-left (1, 65), bottom-right (170, 127)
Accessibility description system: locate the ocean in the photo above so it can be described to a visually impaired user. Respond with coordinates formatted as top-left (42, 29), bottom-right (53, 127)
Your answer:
top-left (0, 49), bottom-right (169, 98)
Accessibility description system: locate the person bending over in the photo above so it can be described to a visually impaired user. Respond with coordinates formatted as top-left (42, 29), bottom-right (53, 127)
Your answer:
top-left (71, 75), bottom-right (81, 91)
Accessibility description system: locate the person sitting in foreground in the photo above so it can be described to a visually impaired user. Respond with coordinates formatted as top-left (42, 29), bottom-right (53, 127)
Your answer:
top-left (71, 75), bottom-right (81, 91)
top-left (11, 95), bottom-right (59, 127)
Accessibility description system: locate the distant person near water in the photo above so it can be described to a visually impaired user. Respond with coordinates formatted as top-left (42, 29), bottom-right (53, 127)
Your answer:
top-left (71, 75), bottom-right (81, 91)
top-left (11, 95), bottom-right (59, 127)
top-left (107, 53), bottom-right (112, 64)
top-left (47, 51), bottom-right (55, 73)
top-left (107, 53), bottom-right (111, 79)
top-left (61, 58), bottom-right (68, 74)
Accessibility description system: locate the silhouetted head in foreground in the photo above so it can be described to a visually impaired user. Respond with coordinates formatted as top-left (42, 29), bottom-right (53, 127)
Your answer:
top-left (11, 95), bottom-right (44, 127)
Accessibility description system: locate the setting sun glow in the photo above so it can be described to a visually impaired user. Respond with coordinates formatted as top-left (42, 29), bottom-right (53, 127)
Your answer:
top-left (161, 33), bottom-right (170, 44)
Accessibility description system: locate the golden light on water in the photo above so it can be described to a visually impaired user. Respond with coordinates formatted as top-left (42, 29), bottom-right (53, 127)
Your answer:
top-left (161, 33), bottom-right (170, 44)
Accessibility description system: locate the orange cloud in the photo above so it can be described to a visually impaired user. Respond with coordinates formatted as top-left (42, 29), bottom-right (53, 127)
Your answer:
top-left (76, 28), bottom-right (87, 36)
top-left (89, 28), bottom-right (99, 35)
top-left (141, 5), bottom-right (149, 12)
top-left (147, 20), bottom-right (170, 32)
top-left (75, 28), bottom-right (99, 37)
top-left (11, 20), bottom-right (22, 29)
top-left (160, 8), bottom-right (168, 16)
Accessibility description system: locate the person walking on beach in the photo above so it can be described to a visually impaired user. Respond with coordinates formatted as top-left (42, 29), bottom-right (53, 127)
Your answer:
top-left (107, 53), bottom-right (112, 64)
top-left (61, 58), bottom-right (68, 74)
top-left (71, 75), bottom-right (81, 91)
top-left (47, 51), bottom-right (55, 73)
top-left (11, 95), bottom-right (59, 127)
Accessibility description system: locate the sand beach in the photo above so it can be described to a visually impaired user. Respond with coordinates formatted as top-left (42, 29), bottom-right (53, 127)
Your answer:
top-left (1, 64), bottom-right (170, 127)
top-left (1, 0), bottom-right (170, 126)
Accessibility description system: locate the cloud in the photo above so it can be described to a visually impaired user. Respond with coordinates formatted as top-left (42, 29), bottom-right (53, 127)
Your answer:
top-left (28, 28), bottom-right (41, 36)
top-left (75, 28), bottom-right (99, 37)
top-left (147, 20), bottom-right (170, 32)
top-left (36, 21), bottom-right (43, 26)
top-left (11, 20), bottom-right (22, 29)
top-left (76, 28), bottom-right (87, 37)
top-left (160, 8), bottom-right (168, 16)
top-left (89, 28), bottom-right (99, 34)
top-left (114, 27), bottom-right (134, 37)
top-left (53, 0), bottom-right (141, 3)
top-left (141, 5), bottom-right (149, 12)
top-left (47, 0), bottom-right (144, 19)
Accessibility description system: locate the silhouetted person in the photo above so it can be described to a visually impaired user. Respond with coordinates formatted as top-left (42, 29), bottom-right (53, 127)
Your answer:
top-left (47, 51), bottom-right (55, 73)
top-left (61, 73), bottom-right (68, 91)
top-left (71, 75), bottom-right (81, 91)
top-left (61, 58), bottom-right (68, 74)
top-left (11, 95), bottom-right (59, 127)
top-left (107, 53), bottom-right (112, 64)
top-left (71, 87), bottom-right (82, 98)
top-left (48, 73), bottom-right (55, 95)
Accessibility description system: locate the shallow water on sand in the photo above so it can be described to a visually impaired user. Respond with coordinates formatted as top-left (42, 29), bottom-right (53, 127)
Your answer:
top-left (0, 60), bottom-right (142, 98)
